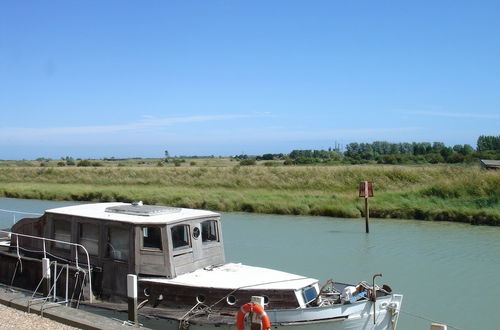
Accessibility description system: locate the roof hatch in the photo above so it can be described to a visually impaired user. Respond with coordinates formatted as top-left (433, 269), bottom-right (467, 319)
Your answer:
top-left (105, 203), bottom-right (181, 217)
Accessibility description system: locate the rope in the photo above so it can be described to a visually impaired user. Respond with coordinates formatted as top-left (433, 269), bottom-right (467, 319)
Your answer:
top-left (178, 301), bottom-right (207, 330)
top-left (208, 276), bottom-right (309, 310)
top-left (0, 208), bottom-right (42, 216)
top-left (399, 309), bottom-right (463, 330)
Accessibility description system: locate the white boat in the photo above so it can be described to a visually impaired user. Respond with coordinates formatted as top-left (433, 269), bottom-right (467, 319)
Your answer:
top-left (0, 202), bottom-right (402, 329)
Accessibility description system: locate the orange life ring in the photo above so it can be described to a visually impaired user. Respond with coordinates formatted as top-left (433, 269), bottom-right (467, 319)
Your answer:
top-left (236, 302), bottom-right (271, 330)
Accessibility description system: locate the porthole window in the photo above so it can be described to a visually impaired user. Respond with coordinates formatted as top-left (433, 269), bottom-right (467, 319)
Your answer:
top-left (227, 295), bottom-right (236, 305)
top-left (192, 227), bottom-right (200, 239)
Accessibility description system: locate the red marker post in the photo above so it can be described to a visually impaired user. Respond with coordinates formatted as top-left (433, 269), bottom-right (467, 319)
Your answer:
top-left (359, 181), bottom-right (374, 233)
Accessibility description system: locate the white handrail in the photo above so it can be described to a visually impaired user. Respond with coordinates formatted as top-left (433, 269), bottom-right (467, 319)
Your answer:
top-left (0, 229), bottom-right (93, 303)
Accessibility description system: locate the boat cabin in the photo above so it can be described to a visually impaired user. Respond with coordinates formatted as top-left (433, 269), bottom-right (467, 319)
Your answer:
top-left (10, 202), bottom-right (224, 298)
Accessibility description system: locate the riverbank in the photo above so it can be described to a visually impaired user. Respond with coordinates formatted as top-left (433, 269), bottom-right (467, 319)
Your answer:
top-left (0, 165), bottom-right (498, 225)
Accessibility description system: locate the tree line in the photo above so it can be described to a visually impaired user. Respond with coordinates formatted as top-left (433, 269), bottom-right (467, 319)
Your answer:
top-left (236, 135), bottom-right (500, 165)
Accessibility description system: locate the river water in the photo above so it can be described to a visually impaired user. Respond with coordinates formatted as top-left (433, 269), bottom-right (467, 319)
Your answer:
top-left (0, 198), bottom-right (498, 330)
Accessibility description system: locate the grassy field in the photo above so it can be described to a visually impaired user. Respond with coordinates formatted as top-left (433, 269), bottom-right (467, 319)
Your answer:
top-left (0, 163), bottom-right (498, 225)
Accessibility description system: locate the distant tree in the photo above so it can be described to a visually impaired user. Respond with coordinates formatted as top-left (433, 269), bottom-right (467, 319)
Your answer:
top-left (234, 154), bottom-right (248, 160)
top-left (432, 142), bottom-right (446, 153)
top-left (477, 135), bottom-right (500, 151)
top-left (261, 153), bottom-right (274, 160)
top-left (453, 144), bottom-right (463, 153)
top-left (461, 144), bottom-right (474, 155)
top-left (425, 153), bottom-right (444, 164)
top-left (447, 153), bottom-right (465, 163)
top-left (440, 147), bottom-right (454, 160)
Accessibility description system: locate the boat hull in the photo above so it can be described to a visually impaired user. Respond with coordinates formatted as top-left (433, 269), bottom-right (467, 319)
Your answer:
top-left (137, 294), bottom-right (402, 330)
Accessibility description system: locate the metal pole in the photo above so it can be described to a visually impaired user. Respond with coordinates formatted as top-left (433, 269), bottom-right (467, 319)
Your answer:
top-left (127, 274), bottom-right (138, 326)
top-left (365, 197), bottom-right (369, 233)
top-left (65, 264), bottom-right (69, 306)
top-left (53, 261), bottom-right (57, 301)
top-left (372, 273), bottom-right (382, 324)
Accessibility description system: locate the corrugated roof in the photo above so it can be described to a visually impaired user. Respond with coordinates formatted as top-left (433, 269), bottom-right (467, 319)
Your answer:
top-left (481, 159), bottom-right (500, 166)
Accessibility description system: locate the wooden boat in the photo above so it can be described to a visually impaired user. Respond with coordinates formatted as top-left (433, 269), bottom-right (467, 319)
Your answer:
top-left (0, 202), bottom-right (403, 329)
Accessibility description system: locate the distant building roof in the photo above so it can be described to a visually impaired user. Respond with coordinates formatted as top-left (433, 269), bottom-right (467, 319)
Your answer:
top-left (480, 159), bottom-right (500, 169)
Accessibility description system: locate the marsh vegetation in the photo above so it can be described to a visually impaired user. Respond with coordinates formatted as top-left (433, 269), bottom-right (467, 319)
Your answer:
top-left (0, 164), bottom-right (497, 225)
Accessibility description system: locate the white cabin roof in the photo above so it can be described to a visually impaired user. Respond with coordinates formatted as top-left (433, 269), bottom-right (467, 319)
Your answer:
top-left (45, 202), bottom-right (219, 225)
top-left (139, 263), bottom-right (318, 290)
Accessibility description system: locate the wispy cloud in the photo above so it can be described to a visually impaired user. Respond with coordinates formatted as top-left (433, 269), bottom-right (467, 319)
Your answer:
top-left (407, 111), bottom-right (500, 119)
top-left (0, 114), bottom-right (265, 138)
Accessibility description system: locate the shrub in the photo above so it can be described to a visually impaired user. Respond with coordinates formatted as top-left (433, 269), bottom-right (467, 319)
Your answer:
top-left (239, 159), bottom-right (256, 166)
top-left (263, 161), bottom-right (280, 167)
top-left (77, 160), bottom-right (92, 167)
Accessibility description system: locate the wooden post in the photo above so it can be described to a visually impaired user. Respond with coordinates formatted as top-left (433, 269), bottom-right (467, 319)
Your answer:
top-left (127, 274), bottom-right (138, 326)
top-left (42, 257), bottom-right (51, 298)
top-left (365, 197), bottom-right (369, 233)
top-left (359, 181), bottom-right (373, 233)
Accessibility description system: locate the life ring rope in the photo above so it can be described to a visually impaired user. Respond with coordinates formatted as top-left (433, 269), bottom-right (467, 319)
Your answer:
top-left (236, 302), bottom-right (271, 330)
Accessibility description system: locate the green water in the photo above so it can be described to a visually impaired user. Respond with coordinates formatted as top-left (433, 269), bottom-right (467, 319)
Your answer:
top-left (1, 198), bottom-right (499, 330)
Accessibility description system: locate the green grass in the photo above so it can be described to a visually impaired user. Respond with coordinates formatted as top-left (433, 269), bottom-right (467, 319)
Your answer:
top-left (0, 165), bottom-right (498, 225)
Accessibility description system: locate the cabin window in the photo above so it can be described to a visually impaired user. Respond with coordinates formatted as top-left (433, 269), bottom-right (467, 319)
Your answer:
top-left (201, 220), bottom-right (218, 243)
top-left (79, 223), bottom-right (99, 255)
top-left (142, 226), bottom-right (162, 250)
top-left (53, 219), bottom-right (71, 250)
top-left (106, 226), bottom-right (129, 261)
top-left (171, 224), bottom-right (190, 249)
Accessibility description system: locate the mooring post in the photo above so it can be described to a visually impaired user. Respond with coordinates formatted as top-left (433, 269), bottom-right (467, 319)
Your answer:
top-left (359, 181), bottom-right (374, 233)
top-left (365, 197), bottom-right (369, 233)
top-left (250, 296), bottom-right (265, 330)
top-left (127, 274), bottom-right (138, 326)
top-left (42, 257), bottom-right (51, 298)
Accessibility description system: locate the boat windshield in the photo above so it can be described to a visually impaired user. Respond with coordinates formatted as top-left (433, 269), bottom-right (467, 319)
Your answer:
top-left (171, 224), bottom-right (190, 249)
top-left (201, 220), bottom-right (218, 243)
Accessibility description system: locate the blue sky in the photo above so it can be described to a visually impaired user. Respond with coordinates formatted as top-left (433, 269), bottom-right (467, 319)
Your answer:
top-left (0, 0), bottom-right (498, 159)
